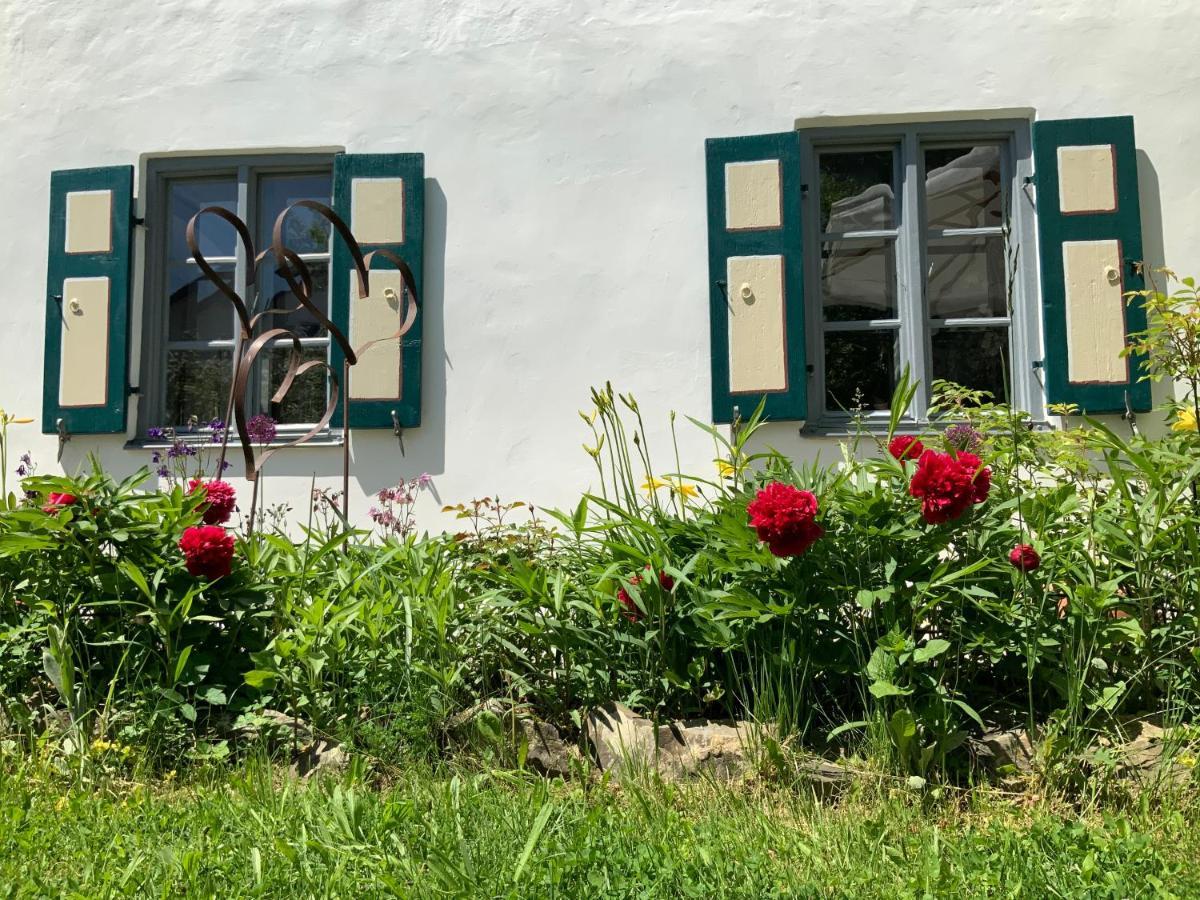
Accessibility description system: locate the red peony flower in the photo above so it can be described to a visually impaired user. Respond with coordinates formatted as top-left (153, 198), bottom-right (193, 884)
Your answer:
top-left (747, 481), bottom-right (824, 557)
top-left (1009, 543), bottom-right (1040, 572)
top-left (888, 435), bottom-right (925, 463)
top-left (617, 574), bottom-right (643, 622)
top-left (179, 525), bottom-right (235, 580)
top-left (188, 478), bottom-right (237, 525)
top-left (908, 450), bottom-right (990, 525)
top-left (42, 492), bottom-right (77, 514)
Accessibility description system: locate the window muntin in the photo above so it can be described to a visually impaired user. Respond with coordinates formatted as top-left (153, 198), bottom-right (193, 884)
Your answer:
top-left (804, 123), bottom-right (1034, 424)
top-left (145, 159), bottom-right (334, 434)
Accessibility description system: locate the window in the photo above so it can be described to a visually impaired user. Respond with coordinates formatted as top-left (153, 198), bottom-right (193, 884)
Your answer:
top-left (799, 121), bottom-right (1039, 425)
top-left (141, 155), bottom-right (336, 436)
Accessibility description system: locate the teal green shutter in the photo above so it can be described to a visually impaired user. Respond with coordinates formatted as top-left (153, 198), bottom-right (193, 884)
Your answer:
top-left (705, 132), bottom-right (807, 423)
top-left (1033, 116), bottom-right (1150, 413)
top-left (330, 153), bottom-right (424, 429)
top-left (42, 166), bottom-right (134, 435)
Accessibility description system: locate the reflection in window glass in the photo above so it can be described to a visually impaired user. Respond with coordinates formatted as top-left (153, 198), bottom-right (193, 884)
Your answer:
top-left (165, 349), bottom-right (233, 426)
top-left (260, 344), bottom-right (329, 425)
top-left (819, 149), bottom-right (896, 232)
top-left (169, 179), bottom-right (238, 260)
top-left (924, 146), bottom-right (1002, 229)
top-left (258, 173), bottom-right (333, 255)
top-left (257, 266), bottom-right (329, 337)
top-left (168, 265), bottom-right (235, 341)
top-left (821, 238), bottom-right (898, 321)
top-left (930, 327), bottom-right (1010, 404)
top-left (824, 330), bottom-right (897, 413)
top-left (927, 236), bottom-right (1007, 318)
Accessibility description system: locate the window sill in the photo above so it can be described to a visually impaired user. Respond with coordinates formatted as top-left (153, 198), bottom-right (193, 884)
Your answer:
top-left (124, 430), bottom-right (345, 451)
top-left (800, 418), bottom-right (1053, 438)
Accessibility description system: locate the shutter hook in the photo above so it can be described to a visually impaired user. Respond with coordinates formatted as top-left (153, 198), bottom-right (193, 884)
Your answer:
top-left (1122, 390), bottom-right (1140, 436)
top-left (55, 418), bottom-right (71, 462)
top-left (391, 409), bottom-right (406, 455)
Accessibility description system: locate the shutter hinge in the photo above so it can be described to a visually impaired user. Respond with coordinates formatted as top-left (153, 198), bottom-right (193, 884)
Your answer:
top-left (131, 215), bottom-right (145, 227)
top-left (1031, 360), bottom-right (1044, 369)
top-left (1022, 174), bottom-right (1037, 206)
top-left (806, 364), bottom-right (815, 375)
top-left (715, 280), bottom-right (728, 300)
top-left (127, 385), bottom-right (141, 396)
top-left (801, 183), bottom-right (809, 197)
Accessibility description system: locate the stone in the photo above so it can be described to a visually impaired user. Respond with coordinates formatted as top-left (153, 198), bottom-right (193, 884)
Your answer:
top-left (520, 718), bottom-right (579, 778)
top-left (294, 738), bottom-right (349, 778)
top-left (585, 702), bottom-right (786, 782)
top-left (235, 709), bottom-right (346, 779)
top-left (1101, 718), bottom-right (1195, 789)
top-left (971, 728), bottom-right (1036, 776)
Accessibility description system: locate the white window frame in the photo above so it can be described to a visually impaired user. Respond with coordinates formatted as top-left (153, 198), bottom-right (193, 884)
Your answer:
top-left (138, 153), bottom-right (337, 440)
top-left (798, 119), bottom-right (1042, 431)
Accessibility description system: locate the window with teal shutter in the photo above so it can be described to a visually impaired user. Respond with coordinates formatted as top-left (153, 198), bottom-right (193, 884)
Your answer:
top-left (42, 166), bottom-right (135, 436)
top-left (1033, 115), bottom-right (1150, 414)
top-left (329, 153), bottom-right (425, 430)
top-left (705, 133), bottom-right (808, 424)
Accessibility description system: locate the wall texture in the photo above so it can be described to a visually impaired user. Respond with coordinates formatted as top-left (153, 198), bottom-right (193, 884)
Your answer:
top-left (2, 0), bottom-right (1197, 526)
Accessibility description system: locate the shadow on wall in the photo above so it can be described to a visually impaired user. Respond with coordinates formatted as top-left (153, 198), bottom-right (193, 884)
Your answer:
top-left (59, 179), bottom-right (451, 496)
top-left (1136, 150), bottom-right (1173, 426)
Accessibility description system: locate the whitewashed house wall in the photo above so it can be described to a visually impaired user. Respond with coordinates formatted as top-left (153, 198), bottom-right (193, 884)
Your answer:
top-left (0, 0), bottom-right (1196, 528)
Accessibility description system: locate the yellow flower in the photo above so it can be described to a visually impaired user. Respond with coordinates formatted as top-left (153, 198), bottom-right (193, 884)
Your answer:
top-left (0, 410), bottom-right (33, 425)
top-left (1178, 753), bottom-right (1197, 769)
top-left (670, 481), bottom-right (699, 499)
top-left (55, 797), bottom-right (68, 812)
top-left (642, 476), bottom-right (669, 493)
top-left (1172, 408), bottom-right (1198, 432)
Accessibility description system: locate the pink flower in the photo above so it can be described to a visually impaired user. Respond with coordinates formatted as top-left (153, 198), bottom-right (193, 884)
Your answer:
top-left (42, 492), bottom-right (77, 514)
top-left (188, 479), bottom-right (237, 525)
top-left (179, 526), bottom-right (235, 580)
top-left (1009, 544), bottom-right (1040, 572)
top-left (747, 481), bottom-right (823, 557)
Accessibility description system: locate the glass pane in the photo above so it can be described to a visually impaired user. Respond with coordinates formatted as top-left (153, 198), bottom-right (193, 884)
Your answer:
top-left (258, 173), bottom-right (333, 255)
top-left (165, 349), bottom-right (233, 427)
top-left (927, 236), bottom-right (1007, 318)
top-left (168, 264), bottom-right (236, 341)
top-left (823, 330), bottom-right (897, 413)
top-left (255, 263), bottom-right (329, 339)
top-left (930, 327), bottom-right (1011, 403)
top-left (819, 149), bottom-right (896, 232)
top-left (258, 344), bottom-right (330, 425)
top-left (924, 145), bottom-right (1003, 229)
top-left (821, 239), bottom-right (897, 321)
top-left (169, 178), bottom-right (238, 261)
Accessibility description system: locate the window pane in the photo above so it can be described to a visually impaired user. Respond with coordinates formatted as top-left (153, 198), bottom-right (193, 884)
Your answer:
top-left (169, 178), bottom-right (238, 261)
top-left (259, 173), bottom-right (333, 255)
top-left (824, 330), bottom-right (897, 412)
top-left (258, 345), bottom-right (330, 425)
top-left (255, 263), bottom-right (329, 339)
top-left (165, 349), bottom-right (233, 427)
top-left (924, 145), bottom-right (1002, 229)
top-left (927, 235), bottom-right (1007, 319)
top-left (819, 149), bottom-right (896, 232)
top-left (168, 264), bottom-right (236, 341)
top-left (821, 239), bottom-right (897, 321)
top-left (930, 327), bottom-right (1010, 403)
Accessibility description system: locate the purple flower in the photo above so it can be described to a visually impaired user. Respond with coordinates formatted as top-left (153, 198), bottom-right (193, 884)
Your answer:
top-left (151, 452), bottom-right (162, 465)
top-left (207, 419), bottom-right (226, 433)
top-left (147, 427), bottom-right (164, 441)
top-left (166, 441), bottom-right (196, 460)
top-left (417, 473), bottom-right (433, 488)
top-left (944, 423), bottom-right (984, 454)
top-left (156, 466), bottom-right (170, 479)
top-left (15, 465), bottom-right (27, 477)
top-left (247, 414), bottom-right (277, 445)
top-left (220, 460), bottom-right (232, 472)
top-left (19, 453), bottom-right (31, 466)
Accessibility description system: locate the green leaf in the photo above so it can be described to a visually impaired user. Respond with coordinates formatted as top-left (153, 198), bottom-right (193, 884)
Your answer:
top-left (951, 698), bottom-right (984, 729)
top-left (244, 670), bottom-right (277, 689)
top-left (180, 703), bottom-right (197, 723)
top-left (913, 639), bottom-right (951, 664)
top-left (199, 687), bottom-right (228, 706)
top-left (869, 680), bottom-right (912, 699)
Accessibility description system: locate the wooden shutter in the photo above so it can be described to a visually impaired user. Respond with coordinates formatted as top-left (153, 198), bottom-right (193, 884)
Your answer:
top-left (42, 166), bottom-right (134, 435)
top-left (330, 153), bottom-right (424, 429)
top-left (1033, 115), bottom-right (1150, 413)
top-left (705, 132), bottom-right (807, 423)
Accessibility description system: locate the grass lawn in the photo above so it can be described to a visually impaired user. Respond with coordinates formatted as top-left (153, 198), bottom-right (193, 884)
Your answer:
top-left (1, 760), bottom-right (1197, 898)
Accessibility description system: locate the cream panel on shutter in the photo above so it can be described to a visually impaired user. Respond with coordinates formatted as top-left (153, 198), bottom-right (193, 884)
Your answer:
top-left (349, 270), bottom-right (404, 400)
top-left (727, 255), bottom-right (787, 393)
top-left (59, 276), bottom-right (110, 407)
top-left (725, 161), bottom-right (782, 230)
top-left (65, 190), bottom-right (113, 254)
top-left (1057, 145), bottom-right (1117, 214)
top-left (1062, 239), bottom-right (1127, 384)
top-left (351, 178), bottom-right (405, 244)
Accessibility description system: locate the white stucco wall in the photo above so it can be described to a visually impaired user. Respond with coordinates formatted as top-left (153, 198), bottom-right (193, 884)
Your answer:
top-left (1, 0), bottom-right (1197, 528)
